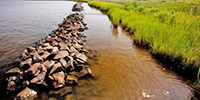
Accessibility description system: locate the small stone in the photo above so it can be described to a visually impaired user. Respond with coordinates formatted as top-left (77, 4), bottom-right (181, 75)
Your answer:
top-left (46, 36), bottom-right (52, 42)
top-left (54, 51), bottom-right (69, 60)
top-left (43, 46), bottom-right (53, 51)
top-left (20, 62), bottom-right (24, 68)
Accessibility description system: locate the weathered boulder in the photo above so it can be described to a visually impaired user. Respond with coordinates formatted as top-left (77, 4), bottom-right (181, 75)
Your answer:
top-left (52, 71), bottom-right (65, 88)
top-left (23, 58), bottom-right (32, 68)
top-left (69, 66), bottom-right (92, 78)
top-left (30, 64), bottom-right (47, 85)
top-left (40, 51), bottom-right (50, 59)
top-left (26, 63), bottom-right (41, 76)
top-left (75, 53), bottom-right (87, 62)
top-left (15, 87), bottom-right (37, 100)
top-left (49, 62), bottom-right (63, 75)
top-left (54, 51), bottom-right (69, 60)
top-left (43, 60), bottom-right (55, 70)
top-left (69, 46), bottom-right (79, 55)
top-left (27, 46), bottom-right (36, 52)
top-left (59, 42), bottom-right (69, 51)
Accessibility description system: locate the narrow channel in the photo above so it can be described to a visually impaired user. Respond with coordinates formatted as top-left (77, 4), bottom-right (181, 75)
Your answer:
top-left (68, 3), bottom-right (194, 100)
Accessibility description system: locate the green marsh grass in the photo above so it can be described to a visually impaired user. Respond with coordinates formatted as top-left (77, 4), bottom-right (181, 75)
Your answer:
top-left (88, 1), bottom-right (200, 86)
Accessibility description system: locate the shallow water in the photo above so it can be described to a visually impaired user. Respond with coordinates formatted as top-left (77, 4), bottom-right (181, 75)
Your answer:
top-left (0, 0), bottom-right (195, 99)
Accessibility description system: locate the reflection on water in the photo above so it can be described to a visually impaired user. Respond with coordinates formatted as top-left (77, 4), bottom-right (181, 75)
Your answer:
top-left (0, 1), bottom-right (196, 100)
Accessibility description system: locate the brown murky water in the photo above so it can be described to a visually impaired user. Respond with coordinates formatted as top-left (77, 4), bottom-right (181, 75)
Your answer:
top-left (0, 1), bottom-right (195, 99)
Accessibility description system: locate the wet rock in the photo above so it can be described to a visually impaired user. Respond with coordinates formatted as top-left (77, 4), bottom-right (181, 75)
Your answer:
top-left (75, 53), bottom-right (87, 62)
top-left (65, 75), bottom-right (78, 85)
top-left (43, 60), bottom-right (55, 70)
top-left (7, 81), bottom-right (16, 91)
top-left (6, 68), bottom-right (20, 74)
top-left (72, 2), bottom-right (83, 12)
top-left (69, 66), bottom-right (92, 78)
top-left (40, 51), bottom-right (50, 59)
top-left (21, 53), bottom-right (28, 60)
top-left (52, 71), bottom-right (65, 88)
top-left (15, 87), bottom-right (37, 100)
top-left (64, 56), bottom-right (74, 70)
top-left (33, 53), bottom-right (43, 62)
top-left (54, 51), bottom-right (69, 60)
top-left (49, 62), bottom-right (62, 75)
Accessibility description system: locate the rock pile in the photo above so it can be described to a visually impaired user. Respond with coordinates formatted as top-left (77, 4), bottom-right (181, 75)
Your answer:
top-left (6, 12), bottom-right (91, 99)
top-left (72, 2), bottom-right (84, 12)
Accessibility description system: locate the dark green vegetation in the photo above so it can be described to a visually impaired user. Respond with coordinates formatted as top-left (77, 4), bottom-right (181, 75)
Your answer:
top-left (77, 0), bottom-right (200, 90)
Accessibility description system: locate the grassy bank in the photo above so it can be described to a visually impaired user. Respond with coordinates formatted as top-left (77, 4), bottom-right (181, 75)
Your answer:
top-left (78, 0), bottom-right (200, 89)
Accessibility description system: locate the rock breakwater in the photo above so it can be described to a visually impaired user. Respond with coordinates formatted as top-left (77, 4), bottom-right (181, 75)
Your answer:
top-left (5, 2), bottom-right (91, 99)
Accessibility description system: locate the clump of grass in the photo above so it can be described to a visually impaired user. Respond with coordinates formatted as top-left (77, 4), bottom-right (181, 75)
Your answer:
top-left (88, 0), bottom-right (200, 88)
top-left (88, 1), bottom-right (124, 11)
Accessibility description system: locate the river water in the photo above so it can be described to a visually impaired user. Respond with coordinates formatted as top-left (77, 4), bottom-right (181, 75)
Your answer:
top-left (0, 0), bottom-right (196, 99)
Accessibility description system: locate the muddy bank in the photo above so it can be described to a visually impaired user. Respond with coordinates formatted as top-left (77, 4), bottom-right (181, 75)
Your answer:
top-left (3, 2), bottom-right (92, 99)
